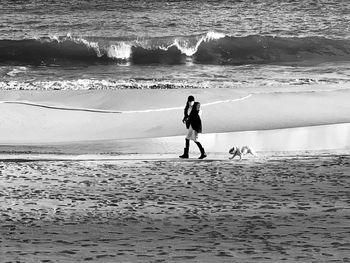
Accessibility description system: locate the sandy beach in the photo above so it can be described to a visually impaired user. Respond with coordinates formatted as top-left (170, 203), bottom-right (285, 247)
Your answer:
top-left (0, 152), bottom-right (349, 262)
top-left (0, 85), bottom-right (350, 263)
top-left (2, 1), bottom-right (350, 262)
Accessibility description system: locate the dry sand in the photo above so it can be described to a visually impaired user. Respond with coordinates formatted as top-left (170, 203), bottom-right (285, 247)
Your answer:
top-left (0, 152), bottom-right (349, 262)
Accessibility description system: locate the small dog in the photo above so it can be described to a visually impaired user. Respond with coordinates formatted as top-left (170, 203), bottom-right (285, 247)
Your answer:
top-left (229, 146), bottom-right (255, 160)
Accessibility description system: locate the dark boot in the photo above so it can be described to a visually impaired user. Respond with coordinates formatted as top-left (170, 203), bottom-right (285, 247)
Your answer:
top-left (179, 139), bottom-right (190, 158)
top-left (195, 142), bottom-right (207, 159)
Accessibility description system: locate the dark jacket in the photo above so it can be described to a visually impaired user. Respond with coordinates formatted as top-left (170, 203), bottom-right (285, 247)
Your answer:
top-left (183, 102), bottom-right (202, 133)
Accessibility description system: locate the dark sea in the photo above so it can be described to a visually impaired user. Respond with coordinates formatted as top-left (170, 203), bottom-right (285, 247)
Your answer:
top-left (1, 0), bottom-right (350, 90)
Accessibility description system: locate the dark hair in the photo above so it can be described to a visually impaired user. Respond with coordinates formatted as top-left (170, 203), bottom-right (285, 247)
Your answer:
top-left (187, 95), bottom-right (195, 102)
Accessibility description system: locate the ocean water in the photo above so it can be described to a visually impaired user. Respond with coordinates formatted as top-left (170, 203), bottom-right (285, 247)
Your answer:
top-left (1, 0), bottom-right (350, 90)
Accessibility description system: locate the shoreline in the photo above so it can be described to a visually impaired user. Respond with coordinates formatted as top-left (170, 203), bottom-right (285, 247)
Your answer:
top-left (0, 151), bottom-right (349, 168)
top-left (1, 123), bottom-right (350, 156)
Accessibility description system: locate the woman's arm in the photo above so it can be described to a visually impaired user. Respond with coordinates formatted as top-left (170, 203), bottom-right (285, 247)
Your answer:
top-left (182, 104), bottom-right (189, 123)
top-left (195, 102), bottom-right (201, 116)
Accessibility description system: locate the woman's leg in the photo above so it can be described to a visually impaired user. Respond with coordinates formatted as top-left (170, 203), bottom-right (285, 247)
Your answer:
top-left (179, 129), bottom-right (191, 158)
top-left (195, 141), bottom-right (207, 159)
top-left (179, 139), bottom-right (190, 158)
top-left (192, 130), bottom-right (206, 159)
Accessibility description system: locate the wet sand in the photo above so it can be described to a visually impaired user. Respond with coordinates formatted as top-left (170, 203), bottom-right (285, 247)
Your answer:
top-left (1, 88), bottom-right (350, 144)
top-left (1, 152), bottom-right (349, 262)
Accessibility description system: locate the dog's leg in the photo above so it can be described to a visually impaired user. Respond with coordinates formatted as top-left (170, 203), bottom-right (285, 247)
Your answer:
top-left (230, 153), bottom-right (238, 160)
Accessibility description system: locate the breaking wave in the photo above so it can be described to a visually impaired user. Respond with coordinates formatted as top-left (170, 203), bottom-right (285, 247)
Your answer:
top-left (1, 32), bottom-right (350, 66)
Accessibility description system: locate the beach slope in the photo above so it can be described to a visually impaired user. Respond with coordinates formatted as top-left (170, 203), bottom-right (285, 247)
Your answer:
top-left (1, 88), bottom-right (350, 145)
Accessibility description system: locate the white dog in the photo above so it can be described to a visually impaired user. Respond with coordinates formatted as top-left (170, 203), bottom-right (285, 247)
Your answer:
top-left (229, 146), bottom-right (255, 160)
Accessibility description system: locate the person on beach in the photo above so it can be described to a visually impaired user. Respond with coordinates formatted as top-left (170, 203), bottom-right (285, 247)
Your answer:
top-left (179, 95), bottom-right (207, 159)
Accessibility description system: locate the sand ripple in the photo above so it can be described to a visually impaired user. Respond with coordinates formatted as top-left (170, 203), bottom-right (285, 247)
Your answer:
top-left (0, 154), bottom-right (349, 262)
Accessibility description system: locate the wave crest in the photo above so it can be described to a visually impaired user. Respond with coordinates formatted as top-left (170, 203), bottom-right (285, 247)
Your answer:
top-left (1, 33), bottom-right (350, 66)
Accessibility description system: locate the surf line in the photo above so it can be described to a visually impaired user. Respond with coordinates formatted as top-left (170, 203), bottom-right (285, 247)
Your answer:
top-left (0, 94), bottom-right (252, 114)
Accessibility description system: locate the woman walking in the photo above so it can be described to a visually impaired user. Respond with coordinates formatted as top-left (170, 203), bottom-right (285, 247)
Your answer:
top-left (179, 95), bottom-right (207, 159)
